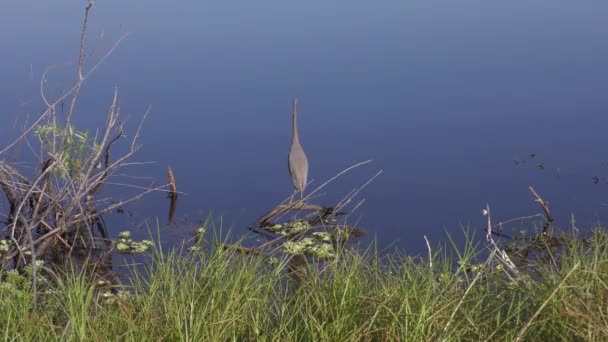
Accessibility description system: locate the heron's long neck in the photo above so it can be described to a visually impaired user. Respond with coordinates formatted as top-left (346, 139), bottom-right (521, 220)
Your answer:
top-left (292, 99), bottom-right (300, 144)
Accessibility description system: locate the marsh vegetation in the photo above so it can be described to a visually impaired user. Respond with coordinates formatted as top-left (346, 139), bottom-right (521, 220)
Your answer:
top-left (1, 224), bottom-right (607, 341)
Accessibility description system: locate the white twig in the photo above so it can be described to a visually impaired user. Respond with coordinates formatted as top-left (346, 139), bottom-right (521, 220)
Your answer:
top-left (483, 204), bottom-right (519, 277)
top-left (423, 235), bottom-right (432, 268)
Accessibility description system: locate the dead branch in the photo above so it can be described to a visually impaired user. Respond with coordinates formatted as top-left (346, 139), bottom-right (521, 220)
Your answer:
top-left (484, 204), bottom-right (520, 279)
top-left (0, 1), bottom-right (154, 285)
top-left (528, 186), bottom-right (554, 234)
top-left (168, 195), bottom-right (177, 224)
top-left (484, 213), bottom-right (545, 240)
top-left (306, 159), bottom-right (372, 199)
top-left (167, 165), bottom-right (177, 199)
top-left (65, 0), bottom-right (94, 127)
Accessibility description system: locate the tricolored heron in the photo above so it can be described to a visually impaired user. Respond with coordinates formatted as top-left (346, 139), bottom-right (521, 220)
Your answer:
top-left (288, 97), bottom-right (309, 205)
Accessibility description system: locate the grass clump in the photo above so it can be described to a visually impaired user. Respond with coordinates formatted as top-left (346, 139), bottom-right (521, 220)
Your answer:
top-left (0, 229), bottom-right (607, 341)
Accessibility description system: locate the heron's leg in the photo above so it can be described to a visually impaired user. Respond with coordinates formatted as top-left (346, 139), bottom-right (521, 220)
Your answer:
top-left (288, 191), bottom-right (296, 206)
top-left (294, 190), bottom-right (305, 209)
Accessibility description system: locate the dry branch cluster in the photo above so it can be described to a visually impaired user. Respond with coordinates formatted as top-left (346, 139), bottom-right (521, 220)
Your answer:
top-left (0, 90), bottom-right (148, 268)
top-left (0, 1), bottom-right (157, 291)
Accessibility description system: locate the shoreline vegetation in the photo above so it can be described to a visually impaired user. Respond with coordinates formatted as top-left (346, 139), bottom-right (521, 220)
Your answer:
top-left (1, 2), bottom-right (607, 340)
top-left (0, 225), bottom-right (607, 340)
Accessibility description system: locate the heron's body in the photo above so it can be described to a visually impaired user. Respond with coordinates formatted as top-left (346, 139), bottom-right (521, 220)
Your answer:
top-left (288, 98), bottom-right (308, 201)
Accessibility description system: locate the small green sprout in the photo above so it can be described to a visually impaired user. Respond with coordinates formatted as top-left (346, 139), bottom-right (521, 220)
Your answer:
top-left (196, 227), bottom-right (207, 236)
top-left (187, 246), bottom-right (201, 253)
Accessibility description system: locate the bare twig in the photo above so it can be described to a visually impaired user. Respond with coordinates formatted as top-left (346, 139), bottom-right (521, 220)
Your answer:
top-left (334, 170), bottom-right (382, 214)
top-left (66, 0), bottom-right (94, 127)
top-left (0, 33), bottom-right (129, 157)
top-left (484, 204), bottom-right (520, 278)
top-left (528, 186), bottom-right (554, 234)
top-left (484, 213), bottom-right (544, 240)
top-left (306, 159), bottom-right (372, 199)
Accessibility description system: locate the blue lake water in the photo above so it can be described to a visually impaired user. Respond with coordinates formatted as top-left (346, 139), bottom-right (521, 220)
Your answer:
top-left (2, 1), bottom-right (608, 255)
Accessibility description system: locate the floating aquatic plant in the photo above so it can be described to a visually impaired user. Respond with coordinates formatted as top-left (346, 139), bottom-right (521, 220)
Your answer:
top-left (266, 220), bottom-right (339, 259)
top-left (312, 232), bottom-right (332, 242)
top-left (116, 231), bottom-right (153, 254)
top-left (101, 289), bottom-right (132, 305)
top-left (0, 239), bottom-right (10, 253)
top-left (268, 220), bottom-right (311, 236)
top-left (283, 236), bottom-right (335, 259)
top-left (310, 243), bottom-right (335, 259)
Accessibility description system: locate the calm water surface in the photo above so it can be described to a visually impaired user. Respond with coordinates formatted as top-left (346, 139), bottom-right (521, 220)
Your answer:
top-left (2, 1), bottom-right (608, 255)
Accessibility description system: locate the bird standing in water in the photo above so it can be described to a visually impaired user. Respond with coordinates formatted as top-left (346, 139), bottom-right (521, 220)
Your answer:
top-left (288, 97), bottom-right (309, 205)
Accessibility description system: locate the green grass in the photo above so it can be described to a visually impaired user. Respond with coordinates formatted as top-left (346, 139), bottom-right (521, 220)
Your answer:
top-left (1, 229), bottom-right (607, 341)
